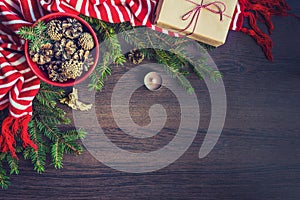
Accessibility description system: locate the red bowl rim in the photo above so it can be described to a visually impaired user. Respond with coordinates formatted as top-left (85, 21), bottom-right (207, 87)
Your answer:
top-left (25, 12), bottom-right (99, 87)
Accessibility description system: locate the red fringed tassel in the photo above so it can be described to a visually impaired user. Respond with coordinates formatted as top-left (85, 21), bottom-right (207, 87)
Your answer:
top-left (0, 115), bottom-right (37, 158)
top-left (0, 116), bottom-right (16, 157)
top-left (241, 12), bottom-right (274, 60)
top-left (238, 0), bottom-right (293, 60)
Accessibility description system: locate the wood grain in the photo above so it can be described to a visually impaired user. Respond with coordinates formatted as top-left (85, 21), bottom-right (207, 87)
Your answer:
top-left (1, 6), bottom-right (300, 200)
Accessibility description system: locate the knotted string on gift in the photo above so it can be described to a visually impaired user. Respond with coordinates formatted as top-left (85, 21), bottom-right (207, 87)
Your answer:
top-left (180, 0), bottom-right (231, 35)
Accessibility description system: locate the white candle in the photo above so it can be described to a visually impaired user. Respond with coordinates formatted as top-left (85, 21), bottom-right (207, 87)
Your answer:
top-left (144, 72), bottom-right (162, 91)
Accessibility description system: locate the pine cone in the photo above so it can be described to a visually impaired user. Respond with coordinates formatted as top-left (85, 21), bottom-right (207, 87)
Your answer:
top-left (61, 59), bottom-right (83, 79)
top-left (48, 70), bottom-right (68, 83)
top-left (43, 61), bottom-right (66, 82)
top-left (78, 33), bottom-right (94, 50)
top-left (53, 38), bottom-right (66, 59)
top-left (31, 43), bottom-right (53, 65)
top-left (64, 40), bottom-right (77, 59)
top-left (73, 49), bottom-right (90, 61)
top-left (47, 60), bottom-right (62, 72)
top-left (48, 70), bottom-right (59, 82)
top-left (127, 49), bottom-right (144, 65)
top-left (53, 38), bottom-right (77, 60)
top-left (62, 18), bottom-right (83, 39)
top-left (82, 55), bottom-right (95, 72)
top-left (47, 20), bottom-right (63, 41)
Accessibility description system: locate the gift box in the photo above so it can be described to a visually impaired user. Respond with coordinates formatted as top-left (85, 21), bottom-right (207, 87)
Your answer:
top-left (152, 0), bottom-right (238, 47)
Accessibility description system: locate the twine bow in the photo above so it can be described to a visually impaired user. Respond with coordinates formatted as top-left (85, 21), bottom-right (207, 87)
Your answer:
top-left (180, 0), bottom-right (230, 35)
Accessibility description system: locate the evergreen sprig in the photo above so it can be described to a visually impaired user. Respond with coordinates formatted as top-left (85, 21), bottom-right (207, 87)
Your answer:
top-left (0, 82), bottom-right (87, 189)
top-left (17, 21), bottom-right (50, 52)
top-left (81, 15), bottom-right (127, 91)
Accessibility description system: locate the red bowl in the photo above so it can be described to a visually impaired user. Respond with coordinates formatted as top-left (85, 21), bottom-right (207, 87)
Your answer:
top-left (25, 13), bottom-right (99, 87)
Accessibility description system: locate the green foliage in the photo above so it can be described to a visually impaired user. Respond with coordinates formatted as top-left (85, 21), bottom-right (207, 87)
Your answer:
top-left (0, 161), bottom-right (9, 190)
top-left (81, 15), bottom-right (126, 91)
top-left (0, 82), bottom-right (87, 189)
top-left (17, 21), bottom-right (50, 52)
top-left (29, 82), bottom-right (86, 171)
top-left (80, 15), bottom-right (221, 93)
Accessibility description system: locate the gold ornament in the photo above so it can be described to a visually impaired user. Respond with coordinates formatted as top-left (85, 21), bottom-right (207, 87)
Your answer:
top-left (60, 88), bottom-right (92, 111)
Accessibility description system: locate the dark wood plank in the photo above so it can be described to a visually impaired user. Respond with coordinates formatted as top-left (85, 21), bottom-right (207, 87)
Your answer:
top-left (1, 4), bottom-right (300, 200)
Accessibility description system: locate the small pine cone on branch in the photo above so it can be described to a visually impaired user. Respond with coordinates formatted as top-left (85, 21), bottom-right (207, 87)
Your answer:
top-left (127, 49), bottom-right (145, 65)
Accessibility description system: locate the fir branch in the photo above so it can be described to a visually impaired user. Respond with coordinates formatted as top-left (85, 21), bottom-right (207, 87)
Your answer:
top-left (0, 162), bottom-right (9, 190)
top-left (155, 49), bottom-right (194, 94)
top-left (51, 140), bottom-right (63, 169)
top-left (119, 25), bottom-right (147, 49)
top-left (31, 83), bottom-right (87, 169)
top-left (81, 15), bottom-right (126, 91)
top-left (0, 82), bottom-right (87, 189)
top-left (17, 26), bottom-right (36, 40)
top-left (34, 21), bottom-right (47, 33)
top-left (140, 31), bottom-right (194, 93)
top-left (31, 83), bottom-right (86, 169)
top-left (6, 155), bottom-right (19, 175)
top-left (18, 21), bottom-right (50, 52)
top-left (26, 120), bottom-right (47, 173)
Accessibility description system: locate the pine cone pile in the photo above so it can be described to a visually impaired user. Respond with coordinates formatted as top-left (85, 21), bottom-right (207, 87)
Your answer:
top-left (30, 17), bottom-right (96, 82)
top-left (30, 43), bottom-right (53, 65)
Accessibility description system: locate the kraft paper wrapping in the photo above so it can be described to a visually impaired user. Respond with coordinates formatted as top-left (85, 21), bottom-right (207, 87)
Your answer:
top-left (152, 0), bottom-right (238, 47)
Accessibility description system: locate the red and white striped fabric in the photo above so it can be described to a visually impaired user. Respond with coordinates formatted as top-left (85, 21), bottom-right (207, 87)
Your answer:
top-left (0, 0), bottom-right (292, 157)
top-left (0, 0), bottom-right (44, 157)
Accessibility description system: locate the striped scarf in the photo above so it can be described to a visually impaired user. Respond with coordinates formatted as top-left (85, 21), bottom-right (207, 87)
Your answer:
top-left (0, 0), bottom-right (292, 157)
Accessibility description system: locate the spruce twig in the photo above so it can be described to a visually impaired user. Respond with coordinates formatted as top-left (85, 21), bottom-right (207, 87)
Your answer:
top-left (17, 21), bottom-right (50, 52)
top-left (81, 15), bottom-right (126, 91)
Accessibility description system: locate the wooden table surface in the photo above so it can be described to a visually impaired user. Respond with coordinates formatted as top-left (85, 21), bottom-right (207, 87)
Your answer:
top-left (1, 2), bottom-right (300, 199)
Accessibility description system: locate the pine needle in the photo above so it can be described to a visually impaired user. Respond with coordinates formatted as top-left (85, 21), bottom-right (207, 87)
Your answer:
top-left (17, 21), bottom-right (50, 52)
